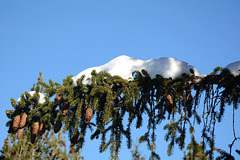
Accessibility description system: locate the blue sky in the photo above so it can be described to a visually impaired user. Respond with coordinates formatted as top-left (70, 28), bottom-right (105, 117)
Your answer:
top-left (0, 0), bottom-right (240, 159)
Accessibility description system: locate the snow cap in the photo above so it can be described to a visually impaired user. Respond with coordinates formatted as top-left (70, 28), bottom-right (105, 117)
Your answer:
top-left (72, 55), bottom-right (204, 85)
top-left (17, 91), bottom-right (46, 104)
top-left (225, 61), bottom-right (240, 76)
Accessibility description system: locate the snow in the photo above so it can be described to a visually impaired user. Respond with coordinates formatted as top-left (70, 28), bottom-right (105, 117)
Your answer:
top-left (225, 61), bottom-right (240, 76)
top-left (17, 91), bottom-right (46, 104)
top-left (72, 55), bottom-right (205, 85)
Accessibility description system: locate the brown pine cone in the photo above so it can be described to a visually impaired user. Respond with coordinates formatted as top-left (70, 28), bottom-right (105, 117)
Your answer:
top-left (70, 130), bottom-right (79, 145)
top-left (62, 109), bottom-right (69, 116)
top-left (12, 115), bottom-right (20, 131)
top-left (62, 102), bottom-right (69, 116)
top-left (32, 122), bottom-right (39, 135)
top-left (8, 123), bottom-right (14, 133)
top-left (19, 113), bottom-right (28, 128)
top-left (38, 123), bottom-right (46, 136)
top-left (17, 128), bottom-right (24, 139)
top-left (31, 134), bottom-right (36, 144)
top-left (166, 94), bottom-right (173, 113)
top-left (54, 94), bottom-right (62, 103)
top-left (85, 108), bottom-right (93, 124)
top-left (54, 121), bottom-right (62, 133)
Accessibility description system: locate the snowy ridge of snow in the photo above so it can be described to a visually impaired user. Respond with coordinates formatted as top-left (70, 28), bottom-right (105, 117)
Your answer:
top-left (17, 91), bottom-right (46, 104)
top-left (72, 55), bottom-right (205, 85)
top-left (225, 61), bottom-right (240, 76)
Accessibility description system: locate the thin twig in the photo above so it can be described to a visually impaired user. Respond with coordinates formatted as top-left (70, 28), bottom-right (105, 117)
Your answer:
top-left (229, 107), bottom-right (240, 155)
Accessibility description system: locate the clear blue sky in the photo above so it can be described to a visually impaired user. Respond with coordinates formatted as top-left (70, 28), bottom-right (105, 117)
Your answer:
top-left (0, 0), bottom-right (240, 159)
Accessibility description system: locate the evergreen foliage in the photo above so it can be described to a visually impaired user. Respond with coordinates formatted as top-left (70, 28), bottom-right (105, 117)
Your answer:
top-left (1, 128), bottom-right (83, 160)
top-left (131, 140), bottom-right (146, 160)
top-left (5, 67), bottom-right (240, 159)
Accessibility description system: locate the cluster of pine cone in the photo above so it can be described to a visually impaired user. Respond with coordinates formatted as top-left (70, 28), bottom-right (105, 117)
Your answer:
top-left (53, 94), bottom-right (93, 145)
top-left (31, 122), bottom-right (46, 143)
top-left (53, 95), bottom-right (69, 133)
top-left (12, 113), bottom-right (27, 139)
top-left (10, 94), bottom-right (94, 145)
top-left (11, 113), bottom-right (46, 143)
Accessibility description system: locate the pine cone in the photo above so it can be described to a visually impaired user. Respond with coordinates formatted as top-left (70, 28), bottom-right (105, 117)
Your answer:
top-left (38, 123), bottom-right (45, 136)
top-left (17, 128), bottom-right (24, 139)
top-left (31, 134), bottom-right (36, 144)
top-left (62, 109), bottom-right (69, 116)
top-left (19, 113), bottom-right (28, 128)
top-left (32, 122), bottom-right (39, 135)
top-left (166, 94), bottom-right (173, 113)
top-left (8, 123), bottom-right (14, 133)
top-left (85, 108), bottom-right (93, 124)
top-left (54, 121), bottom-right (62, 133)
top-left (54, 94), bottom-right (62, 103)
top-left (62, 102), bottom-right (69, 116)
top-left (70, 130), bottom-right (79, 145)
top-left (12, 115), bottom-right (20, 131)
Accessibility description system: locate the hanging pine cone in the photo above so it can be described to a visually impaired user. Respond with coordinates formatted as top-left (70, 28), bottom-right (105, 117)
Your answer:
top-left (8, 123), bottom-right (14, 133)
top-left (19, 113), bottom-right (28, 128)
top-left (166, 94), bottom-right (173, 113)
top-left (17, 128), bottom-right (24, 139)
top-left (12, 115), bottom-right (20, 131)
top-left (54, 121), bottom-right (62, 133)
top-left (62, 102), bottom-right (69, 116)
top-left (70, 130), bottom-right (79, 145)
top-left (85, 108), bottom-right (93, 124)
top-left (38, 123), bottom-right (46, 136)
top-left (54, 94), bottom-right (62, 103)
top-left (31, 134), bottom-right (36, 144)
top-left (32, 122), bottom-right (39, 135)
top-left (62, 109), bottom-right (69, 116)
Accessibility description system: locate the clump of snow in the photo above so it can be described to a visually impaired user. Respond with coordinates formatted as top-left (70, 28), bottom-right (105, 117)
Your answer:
top-left (17, 91), bottom-right (46, 104)
top-left (225, 61), bottom-right (240, 76)
top-left (72, 55), bottom-right (204, 85)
